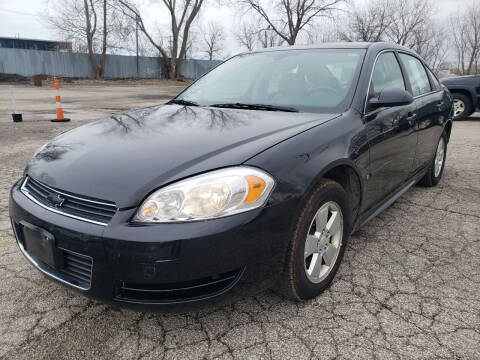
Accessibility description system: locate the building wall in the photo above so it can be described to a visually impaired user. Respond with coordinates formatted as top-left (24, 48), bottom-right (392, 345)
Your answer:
top-left (0, 38), bottom-right (72, 52)
top-left (0, 48), bottom-right (222, 79)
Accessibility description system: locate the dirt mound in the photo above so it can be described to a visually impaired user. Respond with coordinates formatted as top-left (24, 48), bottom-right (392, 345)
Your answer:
top-left (0, 73), bottom-right (29, 83)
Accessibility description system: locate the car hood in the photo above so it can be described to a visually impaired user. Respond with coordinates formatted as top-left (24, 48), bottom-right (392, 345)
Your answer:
top-left (440, 75), bottom-right (480, 85)
top-left (26, 105), bottom-right (339, 208)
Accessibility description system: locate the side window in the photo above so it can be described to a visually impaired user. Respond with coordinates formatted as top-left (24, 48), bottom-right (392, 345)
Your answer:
top-left (371, 52), bottom-right (405, 97)
top-left (426, 67), bottom-right (441, 91)
top-left (399, 53), bottom-right (432, 96)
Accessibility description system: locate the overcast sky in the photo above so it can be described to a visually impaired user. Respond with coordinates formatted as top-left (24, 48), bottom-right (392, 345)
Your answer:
top-left (0, 0), bottom-right (473, 57)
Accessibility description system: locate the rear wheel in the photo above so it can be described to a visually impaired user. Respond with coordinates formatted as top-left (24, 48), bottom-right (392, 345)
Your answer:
top-left (452, 93), bottom-right (472, 120)
top-left (420, 132), bottom-right (447, 187)
top-left (275, 179), bottom-right (351, 301)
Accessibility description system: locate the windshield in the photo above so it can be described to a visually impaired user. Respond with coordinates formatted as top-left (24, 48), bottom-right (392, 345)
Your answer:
top-left (176, 48), bottom-right (366, 113)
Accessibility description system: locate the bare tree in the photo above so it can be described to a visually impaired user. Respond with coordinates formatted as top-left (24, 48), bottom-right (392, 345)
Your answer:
top-left (450, 3), bottom-right (480, 75)
top-left (84, 0), bottom-right (107, 78)
top-left (384, 0), bottom-right (431, 46)
top-left (45, 0), bottom-right (115, 78)
top-left (241, 0), bottom-right (344, 45)
top-left (104, 10), bottom-right (158, 57)
top-left (340, 0), bottom-right (392, 42)
top-left (202, 22), bottom-right (225, 60)
top-left (258, 26), bottom-right (284, 48)
top-left (340, 0), bottom-right (447, 72)
top-left (236, 21), bottom-right (258, 51)
top-left (410, 22), bottom-right (448, 73)
top-left (235, 19), bottom-right (284, 50)
top-left (305, 16), bottom-right (340, 43)
top-left (185, 30), bottom-right (198, 59)
top-left (118, 0), bottom-right (205, 79)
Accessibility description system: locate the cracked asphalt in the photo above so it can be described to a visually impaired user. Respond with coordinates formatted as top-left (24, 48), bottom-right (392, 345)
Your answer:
top-left (1, 84), bottom-right (479, 359)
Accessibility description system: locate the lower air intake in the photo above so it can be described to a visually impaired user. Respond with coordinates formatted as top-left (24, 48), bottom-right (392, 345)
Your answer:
top-left (115, 269), bottom-right (242, 304)
top-left (60, 250), bottom-right (93, 289)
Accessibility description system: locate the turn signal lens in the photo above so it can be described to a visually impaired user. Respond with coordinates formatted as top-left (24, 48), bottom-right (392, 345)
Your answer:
top-left (139, 201), bottom-right (159, 219)
top-left (133, 167), bottom-right (275, 223)
top-left (245, 175), bottom-right (266, 203)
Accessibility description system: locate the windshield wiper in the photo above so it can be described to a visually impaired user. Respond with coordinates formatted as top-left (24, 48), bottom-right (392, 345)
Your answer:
top-left (210, 102), bottom-right (299, 112)
top-left (168, 99), bottom-right (199, 106)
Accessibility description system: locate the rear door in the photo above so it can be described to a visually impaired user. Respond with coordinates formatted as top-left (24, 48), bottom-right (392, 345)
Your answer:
top-left (363, 51), bottom-right (418, 209)
top-left (398, 53), bottom-right (446, 170)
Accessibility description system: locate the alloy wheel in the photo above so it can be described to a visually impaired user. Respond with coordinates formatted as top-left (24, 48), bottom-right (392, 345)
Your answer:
top-left (453, 99), bottom-right (465, 118)
top-left (304, 201), bottom-right (343, 283)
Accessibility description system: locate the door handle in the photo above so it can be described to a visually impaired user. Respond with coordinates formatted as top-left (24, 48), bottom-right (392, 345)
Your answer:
top-left (406, 113), bottom-right (417, 124)
top-left (393, 113), bottom-right (416, 130)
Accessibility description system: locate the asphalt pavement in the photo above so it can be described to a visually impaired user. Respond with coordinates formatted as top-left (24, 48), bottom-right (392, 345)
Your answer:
top-left (0, 84), bottom-right (479, 359)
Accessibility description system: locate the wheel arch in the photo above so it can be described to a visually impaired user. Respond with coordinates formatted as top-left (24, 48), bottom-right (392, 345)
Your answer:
top-left (450, 88), bottom-right (475, 108)
top-left (306, 160), bottom-right (364, 226)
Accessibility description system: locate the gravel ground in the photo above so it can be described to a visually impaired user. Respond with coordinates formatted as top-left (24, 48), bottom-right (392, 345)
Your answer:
top-left (0, 85), bottom-right (479, 359)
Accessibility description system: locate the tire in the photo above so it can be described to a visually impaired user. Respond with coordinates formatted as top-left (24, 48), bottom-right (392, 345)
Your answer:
top-left (274, 179), bottom-right (351, 301)
top-left (420, 131), bottom-right (447, 187)
top-left (452, 93), bottom-right (472, 120)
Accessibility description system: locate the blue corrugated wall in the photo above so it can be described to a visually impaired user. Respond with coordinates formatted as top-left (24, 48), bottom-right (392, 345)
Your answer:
top-left (0, 48), bottom-right (221, 79)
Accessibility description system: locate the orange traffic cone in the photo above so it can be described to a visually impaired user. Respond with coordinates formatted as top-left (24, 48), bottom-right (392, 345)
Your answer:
top-left (51, 77), bottom-right (70, 122)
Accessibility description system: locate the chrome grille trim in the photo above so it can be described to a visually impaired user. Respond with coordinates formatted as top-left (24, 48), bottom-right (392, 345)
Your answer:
top-left (20, 176), bottom-right (116, 226)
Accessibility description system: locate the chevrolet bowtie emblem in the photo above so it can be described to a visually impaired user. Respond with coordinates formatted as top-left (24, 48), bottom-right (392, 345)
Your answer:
top-left (47, 193), bottom-right (65, 208)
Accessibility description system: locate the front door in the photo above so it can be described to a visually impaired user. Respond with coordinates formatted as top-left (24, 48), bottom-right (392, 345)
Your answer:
top-left (363, 51), bottom-right (418, 210)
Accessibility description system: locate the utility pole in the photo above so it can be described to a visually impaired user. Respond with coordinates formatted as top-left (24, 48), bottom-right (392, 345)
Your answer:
top-left (135, 14), bottom-right (139, 78)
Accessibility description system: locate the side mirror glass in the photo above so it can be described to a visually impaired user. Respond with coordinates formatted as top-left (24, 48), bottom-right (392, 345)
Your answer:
top-left (368, 88), bottom-right (413, 110)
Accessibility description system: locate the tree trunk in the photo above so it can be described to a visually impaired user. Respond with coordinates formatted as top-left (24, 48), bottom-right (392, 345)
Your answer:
top-left (83, 0), bottom-right (106, 80)
top-left (99, 0), bottom-right (107, 79)
top-left (175, 57), bottom-right (183, 79)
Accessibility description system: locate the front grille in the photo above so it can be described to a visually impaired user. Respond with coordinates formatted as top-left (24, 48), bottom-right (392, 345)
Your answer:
top-left (21, 176), bottom-right (117, 225)
top-left (115, 269), bottom-right (243, 304)
top-left (60, 250), bottom-right (93, 289)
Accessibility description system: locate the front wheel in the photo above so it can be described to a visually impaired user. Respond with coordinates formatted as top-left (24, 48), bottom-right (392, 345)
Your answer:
top-left (274, 179), bottom-right (351, 301)
top-left (420, 132), bottom-right (447, 187)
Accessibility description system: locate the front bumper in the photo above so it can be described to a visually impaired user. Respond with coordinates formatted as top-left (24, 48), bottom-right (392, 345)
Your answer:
top-left (9, 179), bottom-right (295, 309)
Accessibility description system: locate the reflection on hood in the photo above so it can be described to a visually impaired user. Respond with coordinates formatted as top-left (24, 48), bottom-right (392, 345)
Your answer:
top-left (27, 104), bottom-right (338, 207)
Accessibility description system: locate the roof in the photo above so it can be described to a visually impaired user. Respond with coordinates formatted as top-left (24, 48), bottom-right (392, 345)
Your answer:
top-left (240, 42), bottom-right (418, 56)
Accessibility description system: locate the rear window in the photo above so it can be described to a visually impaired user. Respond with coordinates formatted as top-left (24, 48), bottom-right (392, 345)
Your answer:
top-left (399, 53), bottom-right (432, 96)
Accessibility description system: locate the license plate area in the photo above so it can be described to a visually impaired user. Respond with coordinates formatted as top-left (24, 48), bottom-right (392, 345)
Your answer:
top-left (19, 221), bottom-right (62, 269)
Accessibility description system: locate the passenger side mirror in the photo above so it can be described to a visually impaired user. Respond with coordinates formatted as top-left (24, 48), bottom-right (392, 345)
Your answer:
top-left (368, 88), bottom-right (413, 110)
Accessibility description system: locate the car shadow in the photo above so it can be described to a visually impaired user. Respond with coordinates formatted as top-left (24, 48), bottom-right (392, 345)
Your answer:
top-left (466, 112), bottom-right (480, 121)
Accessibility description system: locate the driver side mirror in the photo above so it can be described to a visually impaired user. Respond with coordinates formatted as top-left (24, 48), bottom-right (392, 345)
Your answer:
top-left (368, 88), bottom-right (413, 111)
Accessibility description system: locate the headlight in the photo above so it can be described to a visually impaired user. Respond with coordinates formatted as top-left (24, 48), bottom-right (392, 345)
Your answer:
top-left (133, 167), bottom-right (275, 223)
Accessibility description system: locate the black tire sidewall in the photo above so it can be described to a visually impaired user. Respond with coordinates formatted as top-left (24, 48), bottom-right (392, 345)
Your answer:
top-left (453, 93), bottom-right (472, 120)
top-left (291, 182), bottom-right (351, 300)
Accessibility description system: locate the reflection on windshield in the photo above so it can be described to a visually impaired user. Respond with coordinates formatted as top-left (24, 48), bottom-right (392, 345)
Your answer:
top-left (177, 49), bottom-right (365, 113)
